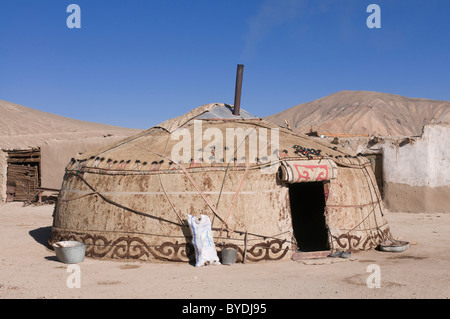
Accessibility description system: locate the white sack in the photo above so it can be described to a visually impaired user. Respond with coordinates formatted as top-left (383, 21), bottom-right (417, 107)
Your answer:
top-left (187, 214), bottom-right (220, 267)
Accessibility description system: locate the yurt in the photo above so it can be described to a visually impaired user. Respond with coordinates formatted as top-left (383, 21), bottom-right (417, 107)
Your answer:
top-left (49, 103), bottom-right (393, 263)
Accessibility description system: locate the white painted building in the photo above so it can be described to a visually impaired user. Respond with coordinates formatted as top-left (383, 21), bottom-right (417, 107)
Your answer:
top-left (322, 124), bottom-right (450, 213)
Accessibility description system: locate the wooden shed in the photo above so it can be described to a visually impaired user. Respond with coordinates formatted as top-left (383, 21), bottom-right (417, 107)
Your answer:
top-left (0, 99), bottom-right (142, 204)
top-left (5, 148), bottom-right (41, 202)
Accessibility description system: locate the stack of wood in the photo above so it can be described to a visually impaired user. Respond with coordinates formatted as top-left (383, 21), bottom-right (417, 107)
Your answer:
top-left (7, 164), bottom-right (39, 201)
top-left (6, 148), bottom-right (40, 202)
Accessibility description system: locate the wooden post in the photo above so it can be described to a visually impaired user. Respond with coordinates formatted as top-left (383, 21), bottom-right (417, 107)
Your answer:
top-left (243, 231), bottom-right (248, 264)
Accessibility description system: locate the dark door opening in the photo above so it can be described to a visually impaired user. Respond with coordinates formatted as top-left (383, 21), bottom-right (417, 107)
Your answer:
top-left (289, 181), bottom-right (328, 252)
top-left (365, 153), bottom-right (384, 198)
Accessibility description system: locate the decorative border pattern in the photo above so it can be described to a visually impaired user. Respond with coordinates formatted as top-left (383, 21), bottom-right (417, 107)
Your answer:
top-left (218, 239), bottom-right (289, 263)
top-left (331, 227), bottom-right (392, 251)
top-left (293, 164), bottom-right (329, 182)
top-left (49, 229), bottom-right (290, 263)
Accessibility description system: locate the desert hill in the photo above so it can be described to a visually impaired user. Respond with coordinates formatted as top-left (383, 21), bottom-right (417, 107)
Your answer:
top-left (265, 91), bottom-right (450, 136)
top-left (0, 100), bottom-right (142, 149)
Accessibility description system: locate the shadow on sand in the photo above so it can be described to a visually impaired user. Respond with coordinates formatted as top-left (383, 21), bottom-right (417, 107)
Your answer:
top-left (29, 226), bottom-right (62, 262)
top-left (29, 226), bottom-right (52, 249)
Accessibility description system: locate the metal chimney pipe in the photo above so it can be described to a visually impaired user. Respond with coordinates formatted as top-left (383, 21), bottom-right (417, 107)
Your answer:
top-left (233, 64), bottom-right (244, 116)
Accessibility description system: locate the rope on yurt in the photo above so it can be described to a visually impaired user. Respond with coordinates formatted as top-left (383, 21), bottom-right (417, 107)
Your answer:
top-left (216, 123), bottom-right (260, 236)
top-left (216, 121), bottom-right (287, 237)
top-left (157, 135), bottom-right (189, 227)
top-left (58, 191), bottom-right (99, 203)
top-left (327, 202), bottom-right (380, 250)
top-left (334, 160), bottom-right (372, 169)
top-left (327, 197), bottom-right (380, 229)
top-left (326, 155), bottom-right (387, 249)
top-left (361, 162), bottom-right (396, 242)
top-left (131, 144), bottom-right (232, 230)
top-left (69, 172), bottom-right (185, 227)
top-left (219, 163), bottom-right (250, 237)
top-left (359, 160), bottom-right (379, 248)
top-left (157, 173), bottom-right (188, 227)
top-left (62, 119), bottom-right (298, 246)
top-left (156, 114), bottom-right (238, 231)
top-left (341, 156), bottom-right (376, 245)
top-left (211, 121), bottom-right (295, 241)
top-left (330, 155), bottom-right (394, 249)
top-left (131, 124), bottom-right (293, 244)
top-left (326, 200), bottom-right (381, 208)
top-left (235, 119), bottom-right (353, 159)
top-left (212, 164), bottom-right (229, 225)
top-left (353, 154), bottom-right (388, 241)
top-left (62, 171), bottom-right (295, 244)
top-left (54, 226), bottom-right (293, 244)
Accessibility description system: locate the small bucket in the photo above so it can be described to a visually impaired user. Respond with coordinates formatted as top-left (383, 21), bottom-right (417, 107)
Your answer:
top-left (53, 241), bottom-right (86, 264)
top-left (221, 248), bottom-right (237, 265)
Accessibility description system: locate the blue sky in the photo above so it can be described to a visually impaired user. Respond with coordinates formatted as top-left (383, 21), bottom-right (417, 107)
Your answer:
top-left (0, 0), bottom-right (449, 129)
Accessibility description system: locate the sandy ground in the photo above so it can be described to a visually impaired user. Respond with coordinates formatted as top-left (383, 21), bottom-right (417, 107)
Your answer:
top-left (0, 202), bottom-right (448, 300)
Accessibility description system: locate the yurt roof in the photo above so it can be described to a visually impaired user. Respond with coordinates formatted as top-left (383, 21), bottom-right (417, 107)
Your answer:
top-left (73, 103), bottom-right (357, 173)
top-left (154, 103), bottom-right (259, 133)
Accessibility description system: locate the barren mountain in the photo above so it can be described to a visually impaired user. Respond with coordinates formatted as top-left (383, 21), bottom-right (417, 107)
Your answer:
top-left (265, 91), bottom-right (450, 136)
top-left (0, 100), bottom-right (142, 149)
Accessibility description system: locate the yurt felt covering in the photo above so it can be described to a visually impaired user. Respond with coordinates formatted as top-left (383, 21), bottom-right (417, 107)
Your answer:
top-left (50, 104), bottom-right (392, 263)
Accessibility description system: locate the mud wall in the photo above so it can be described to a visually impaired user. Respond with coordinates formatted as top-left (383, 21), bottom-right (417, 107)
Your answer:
top-left (40, 136), bottom-right (130, 190)
top-left (382, 124), bottom-right (450, 213)
top-left (328, 124), bottom-right (450, 213)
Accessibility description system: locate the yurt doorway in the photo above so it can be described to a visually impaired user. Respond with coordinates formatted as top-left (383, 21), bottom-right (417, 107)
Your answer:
top-left (289, 181), bottom-right (328, 252)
